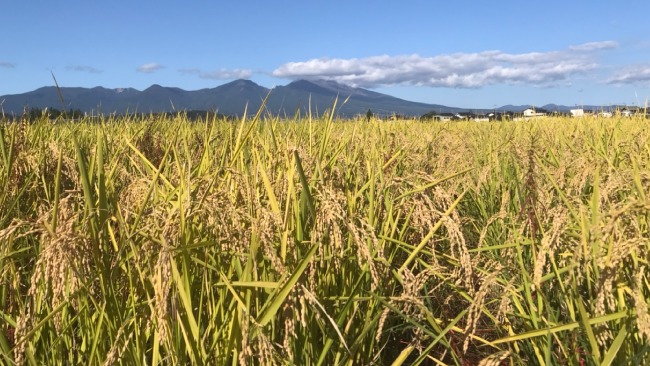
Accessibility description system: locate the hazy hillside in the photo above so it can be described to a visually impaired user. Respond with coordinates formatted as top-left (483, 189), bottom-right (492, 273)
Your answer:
top-left (0, 79), bottom-right (618, 117)
top-left (1, 79), bottom-right (463, 117)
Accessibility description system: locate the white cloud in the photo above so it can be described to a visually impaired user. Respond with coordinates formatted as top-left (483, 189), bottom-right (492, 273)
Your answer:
top-left (0, 61), bottom-right (15, 68)
top-left (608, 64), bottom-right (650, 85)
top-left (179, 68), bottom-right (252, 80)
top-left (67, 65), bottom-right (102, 74)
top-left (137, 63), bottom-right (165, 73)
top-left (273, 42), bottom-right (616, 88)
top-left (569, 41), bottom-right (618, 51)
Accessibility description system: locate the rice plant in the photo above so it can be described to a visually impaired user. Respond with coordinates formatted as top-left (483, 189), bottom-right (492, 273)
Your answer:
top-left (0, 110), bottom-right (648, 365)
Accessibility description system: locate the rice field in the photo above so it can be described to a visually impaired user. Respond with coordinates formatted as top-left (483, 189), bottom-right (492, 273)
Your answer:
top-left (0, 110), bottom-right (649, 365)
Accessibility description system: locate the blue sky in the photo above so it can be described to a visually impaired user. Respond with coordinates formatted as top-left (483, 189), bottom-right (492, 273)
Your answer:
top-left (2, 0), bottom-right (650, 108)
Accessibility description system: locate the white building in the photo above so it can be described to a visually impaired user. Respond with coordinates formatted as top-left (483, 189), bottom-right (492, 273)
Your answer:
top-left (621, 109), bottom-right (634, 117)
top-left (570, 108), bottom-right (584, 118)
top-left (523, 108), bottom-right (546, 117)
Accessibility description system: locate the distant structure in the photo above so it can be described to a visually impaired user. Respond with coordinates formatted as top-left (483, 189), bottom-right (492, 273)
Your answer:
top-left (620, 107), bottom-right (635, 117)
top-left (570, 108), bottom-right (585, 118)
top-left (522, 108), bottom-right (546, 118)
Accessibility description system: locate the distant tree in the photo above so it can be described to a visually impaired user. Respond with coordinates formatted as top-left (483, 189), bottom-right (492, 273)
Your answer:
top-left (28, 108), bottom-right (40, 122)
top-left (24, 107), bottom-right (46, 122)
top-left (49, 108), bottom-right (62, 119)
top-left (366, 109), bottom-right (372, 122)
top-left (70, 109), bottom-right (84, 119)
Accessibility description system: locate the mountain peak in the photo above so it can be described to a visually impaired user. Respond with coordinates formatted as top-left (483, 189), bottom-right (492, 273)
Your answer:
top-left (310, 79), bottom-right (351, 89)
top-left (144, 84), bottom-right (164, 91)
top-left (213, 79), bottom-right (268, 92)
top-left (287, 79), bottom-right (316, 87)
top-left (114, 87), bottom-right (136, 94)
top-left (220, 79), bottom-right (262, 88)
top-left (286, 79), bottom-right (355, 94)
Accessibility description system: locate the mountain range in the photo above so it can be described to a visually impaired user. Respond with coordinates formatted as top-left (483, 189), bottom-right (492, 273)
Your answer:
top-left (0, 79), bottom-right (608, 117)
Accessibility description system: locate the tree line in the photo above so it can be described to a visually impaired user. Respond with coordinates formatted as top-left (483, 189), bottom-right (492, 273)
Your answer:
top-left (8, 107), bottom-right (85, 121)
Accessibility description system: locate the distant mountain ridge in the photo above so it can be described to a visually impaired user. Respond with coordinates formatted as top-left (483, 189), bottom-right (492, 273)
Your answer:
top-left (0, 79), bottom-right (617, 117)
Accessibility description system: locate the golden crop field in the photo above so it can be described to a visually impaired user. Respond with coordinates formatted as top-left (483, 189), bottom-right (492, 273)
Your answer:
top-left (1, 111), bottom-right (649, 365)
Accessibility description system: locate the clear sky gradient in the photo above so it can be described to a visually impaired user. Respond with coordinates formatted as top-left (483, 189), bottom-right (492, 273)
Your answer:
top-left (2, 0), bottom-right (650, 108)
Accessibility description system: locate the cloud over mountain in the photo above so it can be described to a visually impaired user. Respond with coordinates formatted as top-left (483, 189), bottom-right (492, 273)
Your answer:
top-left (273, 42), bottom-right (617, 89)
top-left (179, 68), bottom-right (252, 80)
top-left (137, 63), bottom-right (165, 73)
